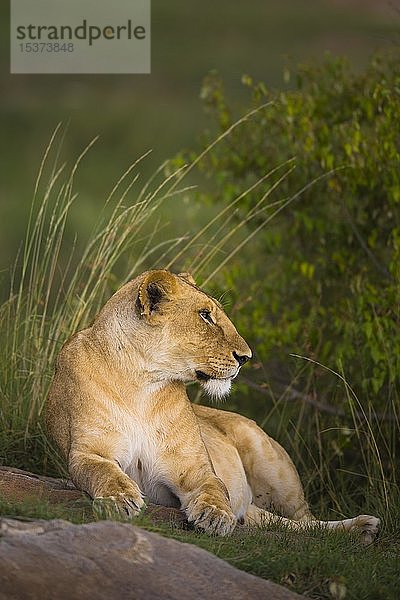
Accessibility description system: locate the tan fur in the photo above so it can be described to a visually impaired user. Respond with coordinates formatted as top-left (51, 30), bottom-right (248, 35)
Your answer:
top-left (46, 269), bottom-right (379, 541)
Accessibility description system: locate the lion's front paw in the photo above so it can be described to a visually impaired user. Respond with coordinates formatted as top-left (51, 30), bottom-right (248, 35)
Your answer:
top-left (351, 514), bottom-right (380, 546)
top-left (186, 496), bottom-right (236, 536)
top-left (93, 492), bottom-right (146, 520)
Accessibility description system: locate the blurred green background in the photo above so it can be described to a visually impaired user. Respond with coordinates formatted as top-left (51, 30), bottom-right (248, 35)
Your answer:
top-left (1, 0), bottom-right (397, 271)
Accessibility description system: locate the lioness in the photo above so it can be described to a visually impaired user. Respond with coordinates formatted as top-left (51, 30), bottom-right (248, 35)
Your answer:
top-left (46, 269), bottom-right (379, 542)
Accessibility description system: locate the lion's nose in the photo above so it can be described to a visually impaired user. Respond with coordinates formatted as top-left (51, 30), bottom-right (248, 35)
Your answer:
top-left (233, 351), bottom-right (250, 367)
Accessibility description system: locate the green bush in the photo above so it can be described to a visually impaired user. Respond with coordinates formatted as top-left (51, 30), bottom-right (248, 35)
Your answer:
top-left (193, 50), bottom-right (400, 403)
top-left (172, 50), bottom-right (400, 518)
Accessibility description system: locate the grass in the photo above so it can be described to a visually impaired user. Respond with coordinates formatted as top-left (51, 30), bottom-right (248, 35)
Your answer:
top-left (0, 123), bottom-right (399, 598)
top-left (0, 115), bottom-right (291, 474)
top-left (228, 356), bottom-right (400, 539)
top-left (1, 495), bottom-right (399, 600)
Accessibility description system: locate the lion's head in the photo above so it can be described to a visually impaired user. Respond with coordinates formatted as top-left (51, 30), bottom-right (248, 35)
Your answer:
top-left (97, 269), bottom-right (251, 399)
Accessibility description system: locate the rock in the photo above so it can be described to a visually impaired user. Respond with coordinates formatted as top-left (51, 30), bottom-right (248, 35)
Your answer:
top-left (0, 518), bottom-right (304, 600)
top-left (0, 469), bottom-right (305, 598)
top-left (0, 466), bottom-right (187, 525)
top-left (0, 466), bottom-right (83, 505)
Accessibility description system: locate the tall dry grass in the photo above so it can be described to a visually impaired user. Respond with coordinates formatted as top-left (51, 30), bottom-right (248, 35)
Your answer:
top-left (0, 113), bottom-right (293, 473)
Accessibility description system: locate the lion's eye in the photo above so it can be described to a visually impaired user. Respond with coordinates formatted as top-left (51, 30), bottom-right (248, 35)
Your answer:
top-left (199, 309), bottom-right (215, 325)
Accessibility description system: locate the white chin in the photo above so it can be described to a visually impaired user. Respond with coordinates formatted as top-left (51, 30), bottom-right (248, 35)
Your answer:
top-left (202, 378), bottom-right (232, 401)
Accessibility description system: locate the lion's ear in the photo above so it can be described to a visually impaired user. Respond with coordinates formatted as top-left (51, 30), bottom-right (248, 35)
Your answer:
top-left (137, 270), bottom-right (178, 318)
top-left (178, 272), bottom-right (196, 286)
